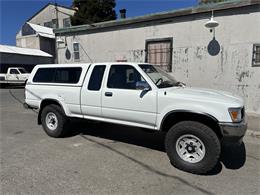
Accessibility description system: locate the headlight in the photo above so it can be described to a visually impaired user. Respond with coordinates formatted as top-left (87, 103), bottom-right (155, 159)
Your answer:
top-left (228, 108), bottom-right (242, 122)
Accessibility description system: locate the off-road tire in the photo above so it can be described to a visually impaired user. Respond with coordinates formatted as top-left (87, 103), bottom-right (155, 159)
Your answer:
top-left (41, 104), bottom-right (69, 138)
top-left (165, 121), bottom-right (221, 174)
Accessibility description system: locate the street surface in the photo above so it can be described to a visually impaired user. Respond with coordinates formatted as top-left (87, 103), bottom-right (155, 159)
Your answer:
top-left (1, 88), bottom-right (259, 195)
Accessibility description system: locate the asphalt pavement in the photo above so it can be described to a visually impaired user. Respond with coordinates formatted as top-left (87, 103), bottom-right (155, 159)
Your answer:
top-left (0, 87), bottom-right (259, 195)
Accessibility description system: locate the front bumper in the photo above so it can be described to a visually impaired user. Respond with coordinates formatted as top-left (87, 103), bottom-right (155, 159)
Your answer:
top-left (219, 118), bottom-right (247, 144)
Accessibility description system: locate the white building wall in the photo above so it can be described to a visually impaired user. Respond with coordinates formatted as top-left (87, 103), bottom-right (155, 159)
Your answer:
top-left (16, 35), bottom-right (40, 49)
top-left (57, 9), bottom-right (260, 115)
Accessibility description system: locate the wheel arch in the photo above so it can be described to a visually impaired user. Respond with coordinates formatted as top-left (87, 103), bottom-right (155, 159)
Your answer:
top-left (160, 110), bottom-right (222, 138)
top-left (38, 99), bottom-right (66, 125)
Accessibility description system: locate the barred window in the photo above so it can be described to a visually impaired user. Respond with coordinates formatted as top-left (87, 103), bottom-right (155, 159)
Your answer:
top-left (145, 38), bottom-right (173, 72)
top-left (253, 44), bottom-right (260, 66)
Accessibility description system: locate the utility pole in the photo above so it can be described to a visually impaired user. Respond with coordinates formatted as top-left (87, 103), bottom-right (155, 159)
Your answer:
top-left (54, 1), bottom-right (59, 64)
top-left (55, 2), bottom-right (59, 29)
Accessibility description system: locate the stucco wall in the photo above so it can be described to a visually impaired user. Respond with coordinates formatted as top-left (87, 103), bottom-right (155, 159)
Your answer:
top-left (57, 7), bottom-right (260, 115)
top-left (16, 35), bottom-right (40, 49)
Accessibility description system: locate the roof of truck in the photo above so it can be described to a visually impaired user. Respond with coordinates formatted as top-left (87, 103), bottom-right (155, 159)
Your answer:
top-left (34, 62), bottom-right (150, 68)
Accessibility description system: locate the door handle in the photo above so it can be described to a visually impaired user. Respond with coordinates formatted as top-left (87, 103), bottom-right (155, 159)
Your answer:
top-left (105, 92), bottom-right (113, 97)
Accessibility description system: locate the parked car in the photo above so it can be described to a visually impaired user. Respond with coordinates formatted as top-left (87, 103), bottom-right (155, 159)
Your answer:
top-left (24, 63), bottom-right (247, 174)
top-left (0, 67), bottom-right (30, 86)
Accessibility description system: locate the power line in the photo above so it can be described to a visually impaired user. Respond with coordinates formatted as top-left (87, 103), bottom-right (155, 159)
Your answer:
top-left (74, 37), bottom-right (93, 63)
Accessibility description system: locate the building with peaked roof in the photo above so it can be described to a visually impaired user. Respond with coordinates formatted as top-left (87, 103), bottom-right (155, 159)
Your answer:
top-left (15, 3), bottom-right (75, 58)
top-left (27, 3), bottom-right (75, 29)
top-left (0, 44), bottom-right (53, 72)
top-left (54, 0), bottom-right (260, 128)
top-left (16, 22), bottom-right (55, 57)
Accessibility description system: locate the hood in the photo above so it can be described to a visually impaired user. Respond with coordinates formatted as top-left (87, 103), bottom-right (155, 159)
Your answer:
top-left (164, 87), bottom-right (244, 107)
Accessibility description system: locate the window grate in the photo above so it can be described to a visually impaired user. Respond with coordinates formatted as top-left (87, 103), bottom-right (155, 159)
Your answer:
top-left (145, 38), bottom-right (173, 72)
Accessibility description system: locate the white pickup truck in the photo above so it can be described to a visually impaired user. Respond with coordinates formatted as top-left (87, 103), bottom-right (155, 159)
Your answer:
top-left (0, 67), bottom-right (30, 85)
top-left (24, 63), bottom-right (247, 174)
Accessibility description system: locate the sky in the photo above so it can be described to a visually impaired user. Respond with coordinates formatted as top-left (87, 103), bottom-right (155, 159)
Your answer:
top-left (0, 0), bottom-right (198, 46)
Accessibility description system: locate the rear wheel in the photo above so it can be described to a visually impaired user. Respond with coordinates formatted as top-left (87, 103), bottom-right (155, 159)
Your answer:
top-left (165, 121), bottom-right (220, 174)
top-left (41, 104), bottom-right (69, 138)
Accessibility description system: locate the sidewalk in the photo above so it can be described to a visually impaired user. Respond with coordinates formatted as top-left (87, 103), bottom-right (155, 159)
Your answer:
top-left (246, 129), bottom-right (260, 139)
top-left (247, 113), bottom-right (260, 132)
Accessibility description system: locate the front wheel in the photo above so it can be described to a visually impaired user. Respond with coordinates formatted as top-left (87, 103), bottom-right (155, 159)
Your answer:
top-left (165, 121), bottom-right (220, 174)
top-left (41, 104), bottom-right (69, 138)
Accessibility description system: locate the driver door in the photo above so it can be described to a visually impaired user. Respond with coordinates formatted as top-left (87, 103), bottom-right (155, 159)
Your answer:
top-left (101, 64), bottom-right (157, 127)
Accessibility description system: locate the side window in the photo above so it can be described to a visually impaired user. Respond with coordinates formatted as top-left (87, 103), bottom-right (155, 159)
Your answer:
top-left (10, 69), bottom-right (19, 74)
top-left (63, 18), bottom-right (71, 28)
top-left (44, 21), bottom-right (52, 28)
top-left (88, 65), bottom-right (106, 91)
top-left (52, 19), bottom-right (58, 29)
top-left (33, 68), bottom-right (55, 83)
top-left (252, 44), bottom-right (260, 66)
top-left (107, 65), bottom-right (148, 90)
top-left (73, 42), bottom-right (80, 61)
top-left (54, 68), bottom-right (82, 83)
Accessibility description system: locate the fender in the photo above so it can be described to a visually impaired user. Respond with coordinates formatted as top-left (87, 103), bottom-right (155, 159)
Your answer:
top-left (156, 102), bottom-right (231, 128)
top-left (40, 93), bottom-right (71, 115)
top-left (159, 109), bottom-right (219, 131)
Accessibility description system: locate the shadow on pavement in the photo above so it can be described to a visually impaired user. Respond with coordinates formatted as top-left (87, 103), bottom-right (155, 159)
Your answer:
top-left (220, 143), bottom-right (246, 169)
top-left (67, 119), bottom-right (246, 176)
top-left (70, 119), bottom-right (166, 151)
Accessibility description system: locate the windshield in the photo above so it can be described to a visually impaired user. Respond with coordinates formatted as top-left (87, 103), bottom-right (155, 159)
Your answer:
top-left (18, 68), bottom-right (28, 74)
top-left (139, 64), bottom-right (179, 88)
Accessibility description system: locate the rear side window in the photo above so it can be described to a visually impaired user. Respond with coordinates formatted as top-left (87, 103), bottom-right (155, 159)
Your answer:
top-left (54, 68), bottom-right (82, 83)
top-left (88, 65), bottom-right (106, 90)
top-left (33, 68), bottom-right (55, 83)
top-left (33, 67), bottom-right (82, 84)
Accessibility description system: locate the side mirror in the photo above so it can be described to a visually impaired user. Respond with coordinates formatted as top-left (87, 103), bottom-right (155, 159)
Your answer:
top-left (176, 81), bottom-right (186, 87)
top-left (136, 81), bottom-right (151, 91)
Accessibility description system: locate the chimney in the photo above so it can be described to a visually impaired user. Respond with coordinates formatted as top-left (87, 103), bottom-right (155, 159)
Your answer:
top-left (119, 9), bottom-right (126, 19)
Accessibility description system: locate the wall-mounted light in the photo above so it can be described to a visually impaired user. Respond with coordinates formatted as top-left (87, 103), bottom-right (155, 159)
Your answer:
top-left (205, 10), bottom-right (219, 31)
